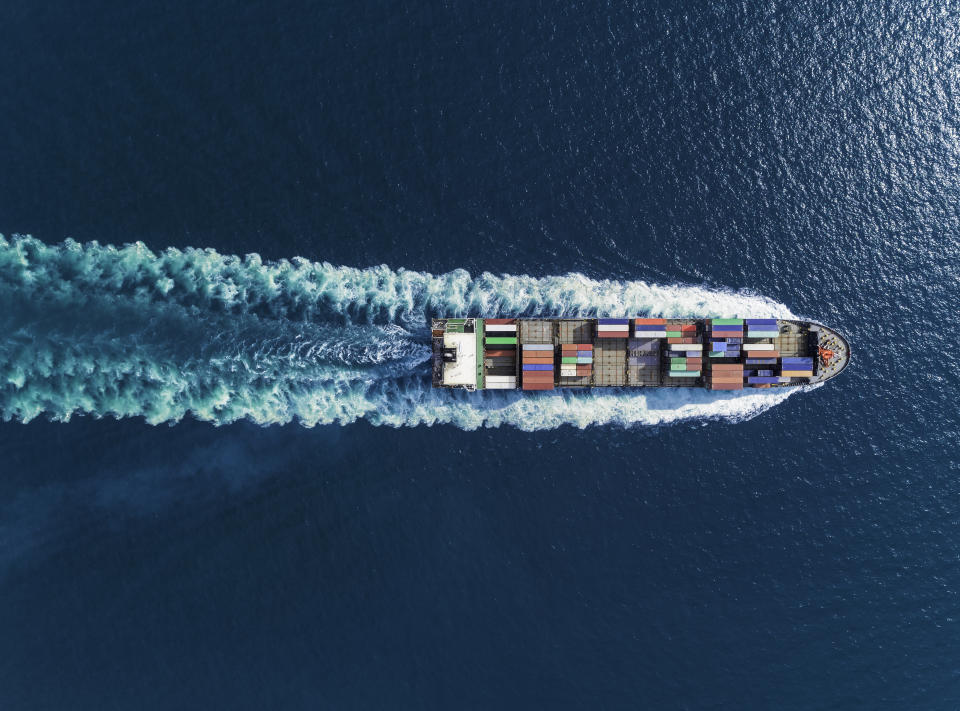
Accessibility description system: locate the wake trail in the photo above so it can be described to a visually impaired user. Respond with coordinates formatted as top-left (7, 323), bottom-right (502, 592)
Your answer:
top-left (0, 234), bottom-right (803, 428)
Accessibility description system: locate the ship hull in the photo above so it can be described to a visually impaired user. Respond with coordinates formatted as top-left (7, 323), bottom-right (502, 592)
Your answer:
top-left (431, 318), bottom-right (850, 391)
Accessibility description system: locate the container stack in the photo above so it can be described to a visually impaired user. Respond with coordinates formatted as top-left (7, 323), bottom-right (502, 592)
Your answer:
top-left (521, 344), bottom-right (554, 390)
top-left (709, 319), bottom-right (743, 358)
top-left (781, 357), bottom-right (814, 378)
top-left (634, 318), bottom-right (667, 338)
top-left (709, 363), bottom-right (744, 390)
top-left (666, 323), bottom-right (698, 341)
top-left (746, 372), bottom-right (782, 387)
top-left (483, 319), bottom-right (518, 389)
top-left (665, 323), bottom-right (702, 379)
top-left (668, 355), bottom-right (702, 378)
top-left (560, 343), bottom-right (592, 380)
top-left (746, 319), bottom-right (780, 339)
top-left (597, 319), bottom-right (630, 338)
top-left (745, 345), bottom-right (779, 364)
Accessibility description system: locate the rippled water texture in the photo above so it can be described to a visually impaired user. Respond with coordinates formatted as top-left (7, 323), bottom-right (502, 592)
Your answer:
top-left (1, 1), bottom-right (959, 709)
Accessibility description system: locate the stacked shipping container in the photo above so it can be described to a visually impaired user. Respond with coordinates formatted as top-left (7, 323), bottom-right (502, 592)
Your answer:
top-left (465, 316), bottom-right (814, 391)
top-left (665, 323), bottom-right (701, 378)
top-left (597, 319), bottom-right (630, 337)
top-left (634, 318), bottom-right (667, 338)
top-left (745, 319), bottom-right (780, 338)
top-left (710, 363), bottom-right (744, 390)
top-left (560, 343), bottom-right (593, 380)
top-left (781, 357), bottom-right (814, 378)
top-left (522, 344), bottom-right (554, 390)
top-left (483, 319), bottom-right (517, 389)
top-left (709, 319), bottom-right (742, 359)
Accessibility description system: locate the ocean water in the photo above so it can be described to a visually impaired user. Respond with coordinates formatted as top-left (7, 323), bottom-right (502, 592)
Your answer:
top-left (1, 0), bottom-right (958, 709)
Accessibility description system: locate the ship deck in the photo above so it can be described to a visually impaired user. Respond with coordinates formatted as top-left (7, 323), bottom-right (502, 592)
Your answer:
top-left (431, 317), bottom-right (850, 390)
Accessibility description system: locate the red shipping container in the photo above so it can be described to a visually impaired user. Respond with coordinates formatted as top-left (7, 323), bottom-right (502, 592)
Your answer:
top-left (679, 325), bottom-right (697, 332)
top-left (522, 357), bottom-right (553, 365)
top-left (635, 318), bottom-right (666, 325)
top-left (711, 364), bottom-right (744, 371)
top-left (576, 366), bottom-right (592, 375)
top-left (711, 382), bottom-right (743, 390)
top-left (522, 382), bottom-right (554, 390)
top-left (578, 344), bottom-right (593, 350)
top-left (522, 373), bottom-right (554, 382)
top-left (484, 318), bottom-right (516, 324)
top-left (745, 350), bottom-right (780, 358)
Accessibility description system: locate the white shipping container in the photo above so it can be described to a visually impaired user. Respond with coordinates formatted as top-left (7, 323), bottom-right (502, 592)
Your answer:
top-left (745, 343), bottom-right (775, 351)
top-left (485, 376), bottom-right (517, 383)
top-left (485, 324), bottom-right (517, 332)
top-left (669, 344), bottom-right (703, 351)
top-left (634, 331), bottom-right (667, 338)
top-left (597, 324), bottom-right (629, 332)
top-left (485, 382), bottom-right (517, 389)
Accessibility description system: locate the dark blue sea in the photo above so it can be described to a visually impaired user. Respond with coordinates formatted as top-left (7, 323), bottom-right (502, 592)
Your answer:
top-left (1, 1), bottom-right (959, 708)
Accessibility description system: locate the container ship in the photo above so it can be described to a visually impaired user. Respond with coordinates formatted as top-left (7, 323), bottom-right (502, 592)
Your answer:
top-left (431, 318), bottom-right (849, 391)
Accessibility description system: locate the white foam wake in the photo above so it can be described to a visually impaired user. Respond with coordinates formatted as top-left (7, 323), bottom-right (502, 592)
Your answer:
top-left (0, 234), bottom-right (804, 428)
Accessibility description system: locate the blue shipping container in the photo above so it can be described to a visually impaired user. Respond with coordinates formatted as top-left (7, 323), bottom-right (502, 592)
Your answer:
top-left (745, 319), bottom-right (777, 326)
top-left (523, 364), bottom-right (553, 371)
top-left (748, 376), bottom-right (781, 384)
top-left (598, 318), bottom-right (629, 325)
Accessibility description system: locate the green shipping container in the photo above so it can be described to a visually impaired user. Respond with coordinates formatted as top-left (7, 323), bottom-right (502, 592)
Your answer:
top-left (670, 357), bottom-right (688, 364)
top-left (486, 337), bottom-right (517, 345)
top-left (666, 331), bottom-right (682, 337)
top-left (670, 363), bottom-right (687, 371)
top-left (712, 318), bottom-right (743, 326)
top-left (709, 351), bottom-right (724, 357)
top-left (561, 357), bottom-right (578, 364)
top-left (668, 371), bottom-right (701, 377)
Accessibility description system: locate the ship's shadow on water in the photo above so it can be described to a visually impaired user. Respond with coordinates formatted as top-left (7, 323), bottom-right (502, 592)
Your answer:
top-left (0, 420), bottom-right (349, 580)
